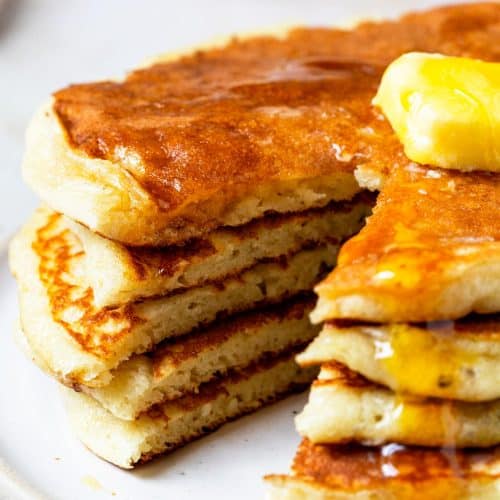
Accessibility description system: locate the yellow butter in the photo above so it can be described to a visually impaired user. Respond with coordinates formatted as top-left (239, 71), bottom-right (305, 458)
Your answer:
top-left (373, 52), bottom-right (500, 172)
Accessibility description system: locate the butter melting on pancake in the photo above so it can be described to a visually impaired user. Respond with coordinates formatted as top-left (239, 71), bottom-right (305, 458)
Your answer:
top-left (296, 363), bottom-right (500, 448)
top-left (313, 163), bottom-right (500, 323)
top-left (298, 315), bottom-right (500, 402)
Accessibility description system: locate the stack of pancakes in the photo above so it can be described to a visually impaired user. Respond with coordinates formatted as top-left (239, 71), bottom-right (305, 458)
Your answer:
top-left (8, 1), bottom-right (500, 490)
top-left (266, 4), bottom-right (500, 499)
top-left (8, 12), bottom-right (382, 469)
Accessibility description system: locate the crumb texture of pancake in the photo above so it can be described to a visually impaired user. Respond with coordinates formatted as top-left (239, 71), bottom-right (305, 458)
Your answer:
top-left (84, 295), bottom-right (319, 420)
top-left (62, 349), bottom-right (317, 469)
top-left (10, 207), bottom-right (336, 387)
top-left (265, 439), bottom-right (500, 499)
top-left (313, 163), bottom-right (500, 324)
top-left (295, 363), bottom-right (500, 448)
top-left (23, 3), bottom-right (500, 245)
top-left (297, 316), bottom-right (500, 402)
top-left (70, 196), bottom-right (371, 308)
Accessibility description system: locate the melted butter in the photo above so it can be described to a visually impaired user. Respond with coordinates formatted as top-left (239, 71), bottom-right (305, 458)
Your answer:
top-left (394, 396), bottom-right (459, 446)
top-left (374, 323), bottom-right (477, 398)
top-left (374, 52), bottom-right (500, 172)
top-left (81, 475), bottom-right (103, 491)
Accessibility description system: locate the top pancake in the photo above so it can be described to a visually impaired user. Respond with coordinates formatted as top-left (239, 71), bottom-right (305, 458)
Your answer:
top-left (23, 3), bottom-right (500, 246)
top-left (313, 163), bottom-right (500, 323)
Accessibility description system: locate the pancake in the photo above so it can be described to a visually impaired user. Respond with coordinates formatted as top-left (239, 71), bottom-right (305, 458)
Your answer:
top-left (296, 363), bottom-right (500, 448)
top-left (69, 195), bottom-right (371, 308)
top-left (84, 295), bottom-right (319, 420)
top-left (10, 207), bottom-right (336, 387)
top-left (62, 348), bottom-right (317, 469)
top-left (297, 316), bottom-right (500, 402)
top-left (266, 440), bottom-right (500, 499)
top-left (23, 4), bottom-right (500, 246)
top-left (313, 163), bottom-right (500, 324)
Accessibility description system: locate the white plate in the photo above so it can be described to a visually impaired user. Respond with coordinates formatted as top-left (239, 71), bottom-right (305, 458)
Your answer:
top-left (0, 250), bottom-right (307, 500)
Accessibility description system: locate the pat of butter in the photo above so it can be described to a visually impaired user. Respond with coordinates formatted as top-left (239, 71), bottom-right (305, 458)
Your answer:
top-left (373, 52), bottom-right (500, 172)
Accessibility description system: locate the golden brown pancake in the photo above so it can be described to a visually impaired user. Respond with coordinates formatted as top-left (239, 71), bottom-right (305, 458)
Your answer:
top-left (313, 163), bottom-right (500, 323)
top-left (10, 207), bottom-right (336, 387)
top-left (62, 347), bottom-right (317, 469)
top-left (266, 439), bottom-right (500, 499)
top-left (23, 4), bottom-right (500, 245)
top-left (298, 315), bottom-right (500, 402)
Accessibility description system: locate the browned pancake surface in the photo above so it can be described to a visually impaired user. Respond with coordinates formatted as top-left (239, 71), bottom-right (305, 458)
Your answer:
top-left (292, 439), bottom-right (500, 490)
top-left (54, 4), bottom-right (500, 214)
top-left (316, 163), bottom-right (500, 321)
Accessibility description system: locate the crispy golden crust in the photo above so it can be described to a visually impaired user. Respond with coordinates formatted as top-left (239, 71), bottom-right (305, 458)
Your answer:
top-left (266, 441), bottom-right (500, 499)
top-left (24, 4), bottom-right (500, 245)
top-left (313, 164), bottom-right (500, 323)
top-left (31, 211), bottom-right (140, 359)
top-left (282, 439), bottom-right (500, 491)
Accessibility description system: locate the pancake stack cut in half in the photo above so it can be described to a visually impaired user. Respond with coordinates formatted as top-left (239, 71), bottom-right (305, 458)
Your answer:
top-left (267, 161), bottom-right (500, 496)
top-left (9, 0), bottom-right (500, 479)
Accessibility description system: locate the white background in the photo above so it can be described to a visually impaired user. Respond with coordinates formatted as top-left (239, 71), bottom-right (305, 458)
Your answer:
top-left (0, 1), bottom-right (476, 499)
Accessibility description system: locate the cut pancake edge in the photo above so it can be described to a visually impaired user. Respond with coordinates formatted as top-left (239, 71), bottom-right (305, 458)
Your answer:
top-left (297, 319), bottom-right (500, 402)
top-left (69, 194), bottom-right (371, 308)
top-left (62, 347), bottom-right (317, 469)
top-left (312, 257), bottom-right (500, 324)
top-left (296, 362), bottom-right (500, 448)
top-left (10, 205), bottom-right (337, 387)
top-left (84, 294), bottom-right (319, 420)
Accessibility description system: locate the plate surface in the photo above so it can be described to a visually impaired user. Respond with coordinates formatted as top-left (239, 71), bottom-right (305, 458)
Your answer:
top-left (0, 250), bottom-right (308, 500)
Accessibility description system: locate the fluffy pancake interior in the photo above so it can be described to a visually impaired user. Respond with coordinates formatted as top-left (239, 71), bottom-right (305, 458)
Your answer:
top-left (10, 206), bottom-right (337, 387)
top-left (70, 195), bottom-right (371, 308)
top-left (265, 439), bottom-right (500, 500)
top-left (62, 349), bottom-right (317, 469)
top-left (84, 295), bottom-right (319, 420)
top-left (296, 362), bottom-right (500, 448)
top-left (297, 317), bottom-right (500, 402)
